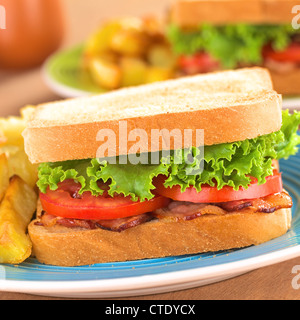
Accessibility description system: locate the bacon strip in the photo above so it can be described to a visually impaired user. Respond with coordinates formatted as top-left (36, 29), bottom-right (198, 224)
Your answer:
top-left (217, 191), bottom-right (292, 213)
top-left (94, 214), bottom-right (153, 232)
top-left (152, 201), bottom-right (225, 222)
top-left (36, 192), bottom-right (293, 232)
top-left (39, 213), bottom-right (99, 230)
top-left (38, 212), bottom-right (153, 232)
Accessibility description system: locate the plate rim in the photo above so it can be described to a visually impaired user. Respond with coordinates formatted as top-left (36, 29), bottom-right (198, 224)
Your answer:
top-left (42, 57), bottom-right (92, 99)
top-left (1, 244), bottom-right (300, 295)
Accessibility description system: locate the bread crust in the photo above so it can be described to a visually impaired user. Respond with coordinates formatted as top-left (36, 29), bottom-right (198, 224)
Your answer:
top-left (28, 208), bottom-right (292, 266)
top-left (170, 0), bottom-right (300, 27)
top-left (23, 68), bottom-right (282, 164)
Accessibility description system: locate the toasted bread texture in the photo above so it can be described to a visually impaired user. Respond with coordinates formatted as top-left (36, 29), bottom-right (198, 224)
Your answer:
top-left (170, 0), bottom-right (300, 27)
top-left (28, 207), bottom-right (292, 266)
top-left (23, 68), bottom-right (282, 164)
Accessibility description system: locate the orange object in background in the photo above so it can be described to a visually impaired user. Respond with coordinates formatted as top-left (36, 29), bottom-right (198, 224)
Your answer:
top-left (0, 0), bottom-right (64, 69)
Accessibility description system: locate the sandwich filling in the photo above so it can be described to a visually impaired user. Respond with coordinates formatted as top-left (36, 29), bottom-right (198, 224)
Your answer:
top-left (167, 24), bottom-right (300, 74)
top-left (35, 110), bottom-right (300, 232)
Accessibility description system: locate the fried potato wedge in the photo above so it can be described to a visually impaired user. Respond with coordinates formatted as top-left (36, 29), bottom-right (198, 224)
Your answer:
top-left (120, 57), bottom-right (148, 87)
top-left (83, 17), bottom-right (175, 90)
top-left (0, 154), bottom-right (9, 202)
top-left (88, 57), bottom-right (121, 90)
top-left (0, 105), bottom-right (35, 147)
top-left (0, 106), bottom-right (38, 188)
top-left (4, 147), bottom-right (38, 189)
top-left (0, 176), bottom-right (37, 264)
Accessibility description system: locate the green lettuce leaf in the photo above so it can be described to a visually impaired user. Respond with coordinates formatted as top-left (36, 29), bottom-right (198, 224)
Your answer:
top-left (37, 158), bottom-right (170, 202)
top-left (167, 24), bottom-right (300, 68)
top-left (275, 109), bottom-right (300, 159)
top-left (37, 110), bottom-right (300, 201)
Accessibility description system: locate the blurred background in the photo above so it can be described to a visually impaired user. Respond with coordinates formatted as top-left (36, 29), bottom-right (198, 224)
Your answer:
top-left (0, 0), bottom-right (173, 116)
top-left (1, 0), bottom-right (299, 116)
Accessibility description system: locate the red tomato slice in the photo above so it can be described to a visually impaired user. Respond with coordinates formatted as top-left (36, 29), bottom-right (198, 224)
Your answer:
top-left (153, 172), bottom-right (283, 203)
top-left (178, 52), bottom-right (219, 74)
top-left (263, 42), bottom-right (300, 63)
top-left (40, 180), bottom-right (170, 220)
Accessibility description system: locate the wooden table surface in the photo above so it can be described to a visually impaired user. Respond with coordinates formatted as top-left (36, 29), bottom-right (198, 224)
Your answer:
top-left (1, 0), bottom-right (300, 300)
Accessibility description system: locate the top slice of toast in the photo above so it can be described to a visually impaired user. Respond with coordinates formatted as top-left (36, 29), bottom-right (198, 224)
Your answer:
top-left (23, 68), bottom-right (282, 164)
top-left (28, 67), bottom-right (273, 127)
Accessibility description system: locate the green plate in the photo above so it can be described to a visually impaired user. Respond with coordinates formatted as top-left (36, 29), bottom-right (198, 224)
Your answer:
top-left (43, 45), bottom-right (107, 98)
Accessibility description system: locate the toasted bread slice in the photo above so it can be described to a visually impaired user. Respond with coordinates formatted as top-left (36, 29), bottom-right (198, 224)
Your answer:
top-left (28, 207), bottom-right (291, 266)
top-left (23, 67), bottom-right (282, 164)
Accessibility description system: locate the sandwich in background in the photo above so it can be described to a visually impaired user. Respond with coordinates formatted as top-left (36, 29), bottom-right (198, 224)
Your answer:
top-left (167, 0), bottom-right (300, 95)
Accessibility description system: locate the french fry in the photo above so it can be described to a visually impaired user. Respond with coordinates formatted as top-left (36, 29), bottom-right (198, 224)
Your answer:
top-left (0, 106), bottom-right (38, 264)
top-left (110, 29), bottom-right (149, 56)
top-left (0, 154), bottom-right (9, 202)
top-left (0, 176), bottom-right (37, 264)
top-left (120, 57), bottom-right (148, 87)
top-left (145, 67), bottom-right (174, 83)
top-left (83, 17), bottom-right (175, 90)
top-left (84, 21), bottom-right (123, 56)
top-left (88, 57), bottom-right (121, 90)
top-left (0, 117), bottom-right (26, 147)
top-left (0, 106), bottom-right (38, 188)
top-left (0, 129), bottom-right (6, 145)
top-left (0, 105), bottom-right (35, 148)
top-left (5, 148), bottom-right (38, 189)
top-left (147, 44), bottom-right (177, 69)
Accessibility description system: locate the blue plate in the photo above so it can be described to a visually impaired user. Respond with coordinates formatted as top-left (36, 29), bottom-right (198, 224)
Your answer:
top-left (1, 153), bottom-right (300, 298)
